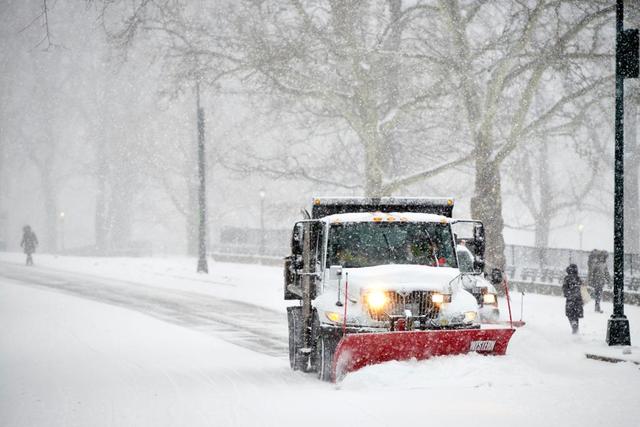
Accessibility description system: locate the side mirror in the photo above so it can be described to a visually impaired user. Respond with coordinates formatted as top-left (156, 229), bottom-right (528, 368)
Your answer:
top-left (473, 258), bottom-right (485, 273)
top-left (473, 223), bottom-right (485, 257)
top-left (291, 224), bottom-right (303, 255)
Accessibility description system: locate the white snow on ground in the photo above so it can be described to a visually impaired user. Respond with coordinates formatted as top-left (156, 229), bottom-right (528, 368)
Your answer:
top-left (0, 277), bottom-right (301, 427)
top-left (0, 252), bottom-right (286, 312)
top-left (1, 252), bottom-right (640, 427)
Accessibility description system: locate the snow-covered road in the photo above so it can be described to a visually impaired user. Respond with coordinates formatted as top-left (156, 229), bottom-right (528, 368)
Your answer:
top-left (0, 262), bottom-right (287, 358)
top-left (0, 274), bottom-right (301, 427)
top-left (1, 254), bottom-right (640, 427)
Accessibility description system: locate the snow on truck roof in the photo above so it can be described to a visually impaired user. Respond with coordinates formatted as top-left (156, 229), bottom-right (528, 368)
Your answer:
top-left (323, 211), bottom-right (450, 224)
top-left (312, 197), bottom-right (454, 205)
top-left (310, 197), bottom-right (455, 219)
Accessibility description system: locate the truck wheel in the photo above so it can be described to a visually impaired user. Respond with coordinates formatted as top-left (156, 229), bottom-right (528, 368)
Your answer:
top-left (316, 332), bottom-right (339, 382)
top-left (287, 306), bottom-right (307, 371)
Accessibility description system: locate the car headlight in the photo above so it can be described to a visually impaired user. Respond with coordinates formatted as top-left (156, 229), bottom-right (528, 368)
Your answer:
top-left (483, 293), bottom-right (497, 305)
top-left (464, 311), bottom-right (477, 323)
top-left (365, 290), bottom-right (388, 311)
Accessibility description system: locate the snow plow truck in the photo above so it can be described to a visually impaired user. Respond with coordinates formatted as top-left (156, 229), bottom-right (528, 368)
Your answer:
top-left (284, 197), bottom-right (515, 382)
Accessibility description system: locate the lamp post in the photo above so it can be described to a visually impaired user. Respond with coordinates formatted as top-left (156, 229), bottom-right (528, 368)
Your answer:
top-left (607, 0), bottom-right (637, 346)
top-left (259, 189), bottom-right (266, 256)
top-left (577, 224), bottom-right (584, 251)
top-left (196, 81), bottom-right (208, 274)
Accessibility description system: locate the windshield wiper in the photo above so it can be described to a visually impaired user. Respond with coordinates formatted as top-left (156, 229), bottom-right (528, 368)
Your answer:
top-left (382, 233), bottom-right (393, 257)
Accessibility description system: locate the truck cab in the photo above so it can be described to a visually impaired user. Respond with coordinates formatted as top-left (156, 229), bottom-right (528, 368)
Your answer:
top-left (285, 197), bottom-right (493, 380)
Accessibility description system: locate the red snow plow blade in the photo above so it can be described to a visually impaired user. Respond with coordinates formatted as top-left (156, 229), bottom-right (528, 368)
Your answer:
top-left (332, 328), bottom-right (515, 382)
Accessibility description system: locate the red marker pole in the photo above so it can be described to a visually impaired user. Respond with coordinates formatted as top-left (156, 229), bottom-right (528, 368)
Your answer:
top-left (503, 274), bottom-right (514, 329)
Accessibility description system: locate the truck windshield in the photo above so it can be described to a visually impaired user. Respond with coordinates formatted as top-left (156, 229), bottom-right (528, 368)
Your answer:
top-left (326, 221), bottom-right (457, 268)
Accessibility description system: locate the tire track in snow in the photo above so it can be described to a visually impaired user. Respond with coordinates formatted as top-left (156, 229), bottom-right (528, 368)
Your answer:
top-left (0, 263), bottom-right (288, 358)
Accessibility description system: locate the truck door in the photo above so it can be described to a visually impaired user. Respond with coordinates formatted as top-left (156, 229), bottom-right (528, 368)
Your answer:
top-left (284, 220), bottom-right (324, 300)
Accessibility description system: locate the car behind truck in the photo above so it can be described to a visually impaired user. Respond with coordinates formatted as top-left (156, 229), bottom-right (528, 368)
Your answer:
top-left (284, 197), bottom-right (514, 381)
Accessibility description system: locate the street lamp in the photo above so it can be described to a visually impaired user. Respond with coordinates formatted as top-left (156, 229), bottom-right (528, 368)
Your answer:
top-left (607, 0), bottom-right (637, 346)
top-left (196, 81), bottom-right (208, 274)
top-left (259, 189), bottom-right (266, 256)
top-left (577, 224), bottom-right (584, 251)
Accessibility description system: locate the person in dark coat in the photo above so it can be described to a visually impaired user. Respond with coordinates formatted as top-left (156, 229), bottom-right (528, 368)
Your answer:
top-left (562, 264), bottom-right (584, 334)
top-left (590, 251), bottom-right (611, 313)
top-left (20, 225), bottom-right (38, 266)
top-left (587, 249), bottom-right (598, 286)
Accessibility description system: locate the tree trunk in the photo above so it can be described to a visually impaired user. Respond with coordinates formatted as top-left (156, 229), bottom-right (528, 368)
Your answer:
top-left (535, 139), bottom-right (551, 266)
top-left (358, 78), bottom-right (384, 196)
top-left (379, 0), bottom-right (402, 175)
top-left (186, 180), bottom-right (198, 256)
top-left (364, 135), bottom-right (384, 197)
top-left (471, 151), bottom-right (506, 271)
top-left (534, 213), bottom-right (551, 269)
top-left (184, 128), bottom-right (199, 256)
top-left (110, 180), bottom-right (133, 250)
top-left (534, 215), bottom-right (551, 249)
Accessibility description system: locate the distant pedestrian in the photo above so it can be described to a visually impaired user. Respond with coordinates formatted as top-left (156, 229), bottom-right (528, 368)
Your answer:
top-left (20, 225), bottom-right (38, 266)
top-left (562, 263), bottom-right (584, 334)
top-left (589, 251), bottom-right (611, 313)
top-left (587, 249), bottom-right (598, 285)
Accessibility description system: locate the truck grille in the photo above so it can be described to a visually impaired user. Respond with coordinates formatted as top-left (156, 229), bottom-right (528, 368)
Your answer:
top-left (367, 290), bottom-right (441, 321)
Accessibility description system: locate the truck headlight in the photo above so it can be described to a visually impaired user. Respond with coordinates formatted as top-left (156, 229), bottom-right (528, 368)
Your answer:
top-left (483, 293), bottom-right (497, 305)
top-left (431, 293), bottom-right (451, 304)
top-left (464, 311), bottom-right (477, 323)
top-left (365, 290), bottom-right (388, 311)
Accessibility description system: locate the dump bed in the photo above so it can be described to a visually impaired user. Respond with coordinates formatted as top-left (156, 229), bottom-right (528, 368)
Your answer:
top-left (311, 197), bottom-right (454, 219)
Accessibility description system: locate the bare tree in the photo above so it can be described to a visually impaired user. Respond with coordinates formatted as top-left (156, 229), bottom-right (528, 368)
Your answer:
top-left (229, 1), bottom-right (471, 196)
top-left (98, 0), bottom-right (616, 270)
top-left (581, 80), bottom-right (639, 253)
top-left (411, 0), bottom-right (615, 269)
top-left (505, 135), bottom-right (601, 253)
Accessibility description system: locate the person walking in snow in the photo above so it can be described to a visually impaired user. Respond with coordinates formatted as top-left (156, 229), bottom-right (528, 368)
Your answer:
top-left (587, 249), bottom-right (598, 286)
top-left (20, 225), bottom-right (38, 266)
top-left (590, 251), bottom-right (611, 313)
top-left (562, 263), bottom-right (584, 334)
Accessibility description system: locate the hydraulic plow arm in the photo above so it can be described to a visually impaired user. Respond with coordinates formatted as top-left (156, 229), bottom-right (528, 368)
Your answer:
top-left (332, 328), bottom-right (515, 382)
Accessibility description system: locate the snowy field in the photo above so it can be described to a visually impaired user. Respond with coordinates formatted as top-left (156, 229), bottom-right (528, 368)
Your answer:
top-left (1, 253), bottom-right (640, 427)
